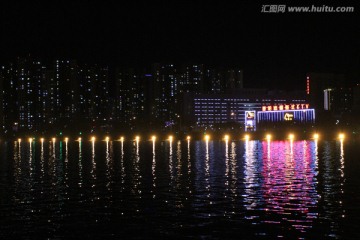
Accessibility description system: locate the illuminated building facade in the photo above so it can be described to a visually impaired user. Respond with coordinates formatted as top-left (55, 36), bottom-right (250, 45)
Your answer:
top-left (183, 89), bottom-right (310, 129)
top-left (257, 108), bottom-right (315, 123)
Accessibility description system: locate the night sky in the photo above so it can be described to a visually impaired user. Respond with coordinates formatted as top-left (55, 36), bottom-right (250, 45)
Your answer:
top-left (1, 1), bottom-right (359, 89)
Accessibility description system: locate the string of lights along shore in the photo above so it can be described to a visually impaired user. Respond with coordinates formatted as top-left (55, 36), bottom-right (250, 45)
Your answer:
top-left (17, 132), bottom-right (346, 144)
top-left (1, 55), bottom-right (360, 137)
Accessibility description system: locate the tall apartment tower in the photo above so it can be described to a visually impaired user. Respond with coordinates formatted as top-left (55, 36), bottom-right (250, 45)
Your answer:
top-left (16, 56), bottom-right (47, 131)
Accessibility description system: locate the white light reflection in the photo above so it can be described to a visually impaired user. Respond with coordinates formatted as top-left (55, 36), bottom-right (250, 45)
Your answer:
top-left (49, 137), bottom-right (56, 180)
top-left (187, 137), bottom-right (191, 193)
top-left (65, 138), bottom-right (68, 162)
top-left (339, 139), bottom-right (345, 218)
top-left (243, 139), bottom-right (259, 210)
top-left (105, 140), bottom-right (113, 192)
top-left (205, 136), bottom-right (210, 198)
top-left (340, 139), bottom-right (345, 178)
top-left (91, 137), bottom-right (96, 182)
top-left (120, 136), bottom-right (125, 190)
top-left (176, 140), bottom-right (182, 190)
top-left (134, 135), bottom-right (141, 198)
top-left (78, 138), bottom-right (83, 188)
top-left (230, 142), bottom-right (237, 198)
top-left (29, 137), bottom-right (34, 181)
top-left (40, 137), bottom-right (44, 180)
top-left (152, 135), bottom-right (156, 197)
top-left (267, 137), bottom-right (271, 161)
top-left (169, 135), bottom-right (174, 183)
top-left (14, 141), bottom-right (21, 191)
top-left (225, 137), bottom-right (229, 196)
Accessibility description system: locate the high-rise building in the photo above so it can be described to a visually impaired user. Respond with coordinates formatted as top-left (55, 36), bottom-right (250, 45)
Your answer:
top-left (78, 64), bottom-right (110, 130)
top-left (115, 68), bottom-right (153, 129)
top-left (353, 84), bottom-right (360, 114)
top-left (323, 89), bottom-right (332, 110)
top-left (224, 68), bottom-right (243, 91)
top-left (54, 60), bottom-right (79, 124)
top-left (152, 63), bottom-right (179, 125)
top-left (179, 64), bottom-right (204, 94)
top-left (0, 70), bottom-right (3, 132)
top-left (307, 73), bottom-right (345, 111)
top-left (15, 56), bottom-right (46, 131)
top-left (204, 68), bottom-right (223, 93)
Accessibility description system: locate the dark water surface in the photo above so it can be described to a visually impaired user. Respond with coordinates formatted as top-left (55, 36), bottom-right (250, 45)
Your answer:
top-left (0, 139), bottom-right (359, 239)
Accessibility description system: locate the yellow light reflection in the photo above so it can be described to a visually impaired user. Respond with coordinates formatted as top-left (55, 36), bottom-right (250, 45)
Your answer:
top-left (40, 138), bottom-right (44, 143)
top-left (120, 136), bottom-right (124, 142)
top-left (78, 137), bottom-right (82, 142)
top-left (52, 137), bottom-right (56, 142)
top-left (244, 134), bottom-right (250, 141)
top-left (224, 134), bottom-right (229, 141)
top-left (28, 138), bottom-right (33, 143)
top-left (135, 136), bottom-right (140, 142)
top-left (105, 136), bottom-right (110, 142)
top-left (186, 136), bottom-right (191, 141)
top-left (152, 135), bottom-right (156, 141)
top-left (65, 137), bottom-right (69, 142)
top-left (91, 136), bottom-right (96, 142)
top-left (168, 135), bottom-right (173, 142)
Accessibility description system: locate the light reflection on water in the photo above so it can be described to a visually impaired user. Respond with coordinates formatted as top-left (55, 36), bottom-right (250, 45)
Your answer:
top-left (0, 139), bottom-right (357, 239)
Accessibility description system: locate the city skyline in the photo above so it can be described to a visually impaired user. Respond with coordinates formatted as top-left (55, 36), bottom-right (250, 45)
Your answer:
top-left (1, 1), bottom-right (359, 88)
top-left (1, 54), bottom-right (359, 137)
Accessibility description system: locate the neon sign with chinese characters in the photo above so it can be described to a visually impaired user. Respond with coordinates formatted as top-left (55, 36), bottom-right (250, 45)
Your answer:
top-left (261, 104), bottom-right (309, 112)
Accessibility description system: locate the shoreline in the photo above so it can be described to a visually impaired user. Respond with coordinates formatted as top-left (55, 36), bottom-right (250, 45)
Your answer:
top-left (1, 130), bottom-right (355, 142)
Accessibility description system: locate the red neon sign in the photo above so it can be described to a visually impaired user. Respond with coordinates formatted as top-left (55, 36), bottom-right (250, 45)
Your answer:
top-left (306, 77), bottom-right (310, 95)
